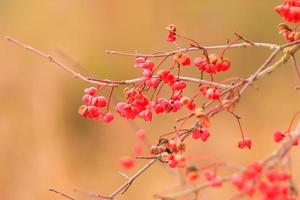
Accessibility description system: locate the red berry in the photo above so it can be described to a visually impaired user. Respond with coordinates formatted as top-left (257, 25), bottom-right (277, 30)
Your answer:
top-left (210, 176), bottom-right (223, 187)
top-left (174, 53), bottom-right (191, 66)
top-left (145, 78), bottom-right (159, 88)
top-left (91, 96), bottom-right (107, 108)
top-left (244, 138), bottom-right (252, 149)
top-left (167, 32), bottom-right (176, 42)
top-left (200, 129), bottom-right (210, 142)
top-left (275, 0), bottom-right (300, 23)
top-left (82, 94), bottom-right (93, 104)
top-left (171, 81), bottom-right (187, 91)
top-left (238, 138), bottom-right (252, 149)
top-left (84, 87), bottom-right (97, 96)
top-left (139, 109), bottom-right (152, 122)
top-left (136, 129), bottom-right (146, 140)
top-left (273, 130), bottom-right (285, 143)
top-left (132, 144), bottom-right (143, 155)
top-left (119, 156), bottom-right (135, 170)
top-left (78, 105), bottom-right (88, 117)
top-left (192, 129), bottom-right (201, 139)
top-left (168, 160), bottom-right (177, 168)
top-left (102, 112), bottom-right (114, 123)
top-left (166, 24), bottom-right (177, 42)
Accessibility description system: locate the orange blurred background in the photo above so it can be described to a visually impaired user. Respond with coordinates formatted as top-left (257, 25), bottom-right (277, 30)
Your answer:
top-left (0, 0), bottom-right (300, 199)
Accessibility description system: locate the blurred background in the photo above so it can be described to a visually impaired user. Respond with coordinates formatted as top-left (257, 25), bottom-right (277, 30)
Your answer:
top-left (0, 0), bottom-right (300, 199)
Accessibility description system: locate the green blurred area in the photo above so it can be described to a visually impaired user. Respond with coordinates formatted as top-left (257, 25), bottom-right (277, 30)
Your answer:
top-left (0, 0), bottom-right (300, 199)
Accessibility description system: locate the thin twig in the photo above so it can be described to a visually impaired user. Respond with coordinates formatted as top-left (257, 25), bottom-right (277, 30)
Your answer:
top-left (106, 42), bottom-right (280, 58)
top-left (108, 158), bottom-right (157, 199)
top-left (49, 188), bottom-right (77, 200)
top-left (5, 36), bottom-right (230, 88)
top-left (291, 54), bottom-right (300, 82)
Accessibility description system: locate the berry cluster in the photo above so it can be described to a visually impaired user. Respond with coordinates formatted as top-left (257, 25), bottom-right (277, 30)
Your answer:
top-left (279, 23), bottom-right (300, 42)
top-left (194, 54), bottom-right (231, 74)
top-left (275, 0), bottom-right (300, 23)
top-left (203, 170), bottom-right (223, 187)
top-left (114, 55), bottom-right (200, 122)
top-left (238, 138), bottom-right (252, 149)
top-left (166, 24), bottom-right (177, 42)
top-left (150, 138), bottom-right (186, 168)
top-left (192, 128), bottom-right (210, 141)
top-left (173, 52), bottom-right (191, 66)
top-left (78, 87), bottom-right (114, 123)
top-left (231, 162), bottom-right (297, 200)
top-left (231, 162), bottom-right (264, 197)
top-left (200, 86), bottom-right (221, 100)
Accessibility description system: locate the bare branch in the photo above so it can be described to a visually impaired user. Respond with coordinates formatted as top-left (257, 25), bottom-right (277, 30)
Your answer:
top-left (49, 188), bottom-right (77, 200)
top-left (108, 158), bottom-right (157, 199)
top-left (5, 36), bottom-right (230, 89)
top-left (106, 42), bottom-right (280, 58)
top-left (291, 54), bottom-right (300, 82)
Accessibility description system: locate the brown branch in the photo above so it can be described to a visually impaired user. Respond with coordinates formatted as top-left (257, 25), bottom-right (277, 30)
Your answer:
top-left (5, 36), bottom-right (230, 89)
top-left (291, 54), bottom-right (300, 82)
top-left (49, 159), bottom-right (157, 200)
top-left (239, 40), bottom-right (300, 95)
top-left (106, 42), bottom-right (280, 58)
top-left (49, 188), bottom-right (77, 200)
top-left (108, 158), bottom-right (157, 199)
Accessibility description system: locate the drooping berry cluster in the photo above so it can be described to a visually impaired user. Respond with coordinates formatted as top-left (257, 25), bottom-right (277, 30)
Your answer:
top-left (279, 23), bottom-right (300, 42)
top-left (115, 56), bottom-right (195, 122)
top-left (200, 86), bottom-right (221, 100)
top-left (275, 0), bottom-right (300, 23)
top-left (231, 162), bottom-right (297, 200)
top-left (173, 52), bottom-right (191, 66)
top-left (166, 24), bottom-right (177, 42)
top-left (78, 87), bottom-right (114, 123)
top-left (194, 54), bottom-right (231, 74)
top-left (238, 138), bottom-right (252, 149)
top-left (150, 138), bottom-right (186, 168)
top-left (192, 127), bottom-right (210, 141)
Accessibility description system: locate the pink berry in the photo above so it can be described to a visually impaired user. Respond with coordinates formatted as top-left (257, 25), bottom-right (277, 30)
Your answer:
top-left (244, 138), bottom-right (252, 149)
top-left (132, 144), bottom-right (143, 155)
top-left (119, 156), bottom-right (135, 170)
top-left (168, 160), bottom-right (177, 168)
top-left (210, 176), bottom-right (223, 187)
top-left (273, 130), bottom-right (285, 143)
top-left (200, 129), bottom-right (210, 142)
top-left (82, 94), bottom-right (93, 104)
top-left (238, 138), bottom-right (252, 149)
top-left (171, 81), bottom-right (187, 91)
top-left (91, 96), bottom-right (107, 108)
top-left (192, 129), bottom-right (201, 139)
top-left (84, 87), bottom-right (97, 96)
top-left (102, 112), bottom-right (114, 123)
top-left (136, 129), bottom-right (146, 140)
top-left (139, 109), bottom-right (152, 122)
